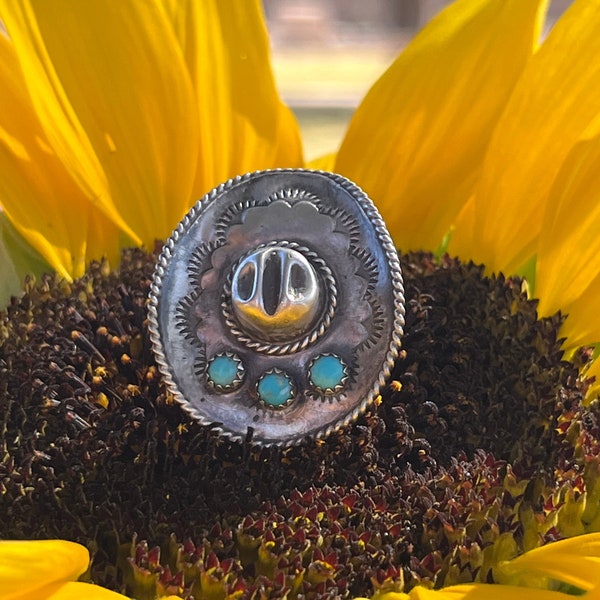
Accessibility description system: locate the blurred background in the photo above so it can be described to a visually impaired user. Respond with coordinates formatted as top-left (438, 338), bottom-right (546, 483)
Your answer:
top-left (264, 0), bottom-right (573, 161)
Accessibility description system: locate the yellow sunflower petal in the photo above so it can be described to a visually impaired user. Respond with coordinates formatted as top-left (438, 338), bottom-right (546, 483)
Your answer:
top-left (0, 0), bottom-right (200, 247)
top-left (84, 204), bottom-right (123, 274)
top-left (550, 274), bottom-right (600, 354)
top-left (451, 0), bottom-right (600, 275)
top-left (161, 0), bottom-right (303, 200)
top-left (0, 540), bottom-right (88, 600)
top-left (307, 152), bottom-right (337, 172)
top-left (334, 0), bottom-right (547, 251)
top-left (0, 33), bottom-right (120, 280)
top-left (41, 581), bottom-right (129, 599)
top-left (495, 533), bottom-right (600, 592)
top-left (585, 359), bottom-right (600, 402)
top-left (534, 133), bottom-right (600, 349)
top-left (408, 584), bottom-right (571, 599)
top-left (0, 211), bottom-right (50, 306)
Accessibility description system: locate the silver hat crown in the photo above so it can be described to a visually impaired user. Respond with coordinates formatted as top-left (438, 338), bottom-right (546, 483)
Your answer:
top-left (148, 169), bottom-right (405, 446)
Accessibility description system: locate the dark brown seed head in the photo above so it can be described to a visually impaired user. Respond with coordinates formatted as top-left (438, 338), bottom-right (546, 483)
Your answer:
top-left (0, 248), bottom-right (597, 598)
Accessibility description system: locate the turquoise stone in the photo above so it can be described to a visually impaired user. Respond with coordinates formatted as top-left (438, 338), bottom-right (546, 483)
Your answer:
top-left (207, 355), bottom-right (240, 388)
top-left (257, 372), bottom-right (294, 407)
top-left (309, 354), bottom-right (346, 391)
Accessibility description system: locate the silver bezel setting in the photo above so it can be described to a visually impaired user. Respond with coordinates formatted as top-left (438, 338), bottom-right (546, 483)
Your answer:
top-left (255, 368), bottom-right (296, 410)
top-left (205, 351), bottom-right (245, 393)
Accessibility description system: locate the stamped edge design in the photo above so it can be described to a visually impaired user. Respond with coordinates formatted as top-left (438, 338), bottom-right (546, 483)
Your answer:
top-left (214, 198), bottom-right (264, 241)
top-left (268, 187), bottom-right (321, 206)
top-left (188, 240), bottom-right (224, 287)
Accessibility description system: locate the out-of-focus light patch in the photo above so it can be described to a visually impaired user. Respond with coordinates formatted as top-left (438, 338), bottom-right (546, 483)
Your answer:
top-left (271, 43), bottom-right (404, 161)
top-left (266, 0), bottom-right (408, 161)
top-left (267, 0), bottom-right (574, 162)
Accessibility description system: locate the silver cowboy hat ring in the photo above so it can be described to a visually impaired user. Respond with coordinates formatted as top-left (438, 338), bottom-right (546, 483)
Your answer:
top-left (148, 169), bottom-right (405, 446)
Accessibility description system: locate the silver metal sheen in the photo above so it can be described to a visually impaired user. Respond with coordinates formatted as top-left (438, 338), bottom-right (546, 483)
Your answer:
top-left (231, 245), bottom-right (322, 343)
top-left (148, 169), bottom-right (405, 446)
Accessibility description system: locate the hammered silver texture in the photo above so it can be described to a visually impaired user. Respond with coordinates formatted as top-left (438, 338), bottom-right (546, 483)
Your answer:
top-left (148, 169), bottom-right (405, 446)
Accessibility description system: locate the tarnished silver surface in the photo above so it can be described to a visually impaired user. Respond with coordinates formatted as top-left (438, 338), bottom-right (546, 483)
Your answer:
top-left (148, 169), bottom-right (405, 446)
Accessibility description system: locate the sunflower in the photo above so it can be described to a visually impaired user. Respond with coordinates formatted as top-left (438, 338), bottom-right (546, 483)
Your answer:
top-left (2, 0), bottom-right (600, 599)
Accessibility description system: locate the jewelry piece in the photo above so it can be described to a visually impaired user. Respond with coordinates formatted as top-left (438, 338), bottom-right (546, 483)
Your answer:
top-left (148, 169), bottom-right (405, 446)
